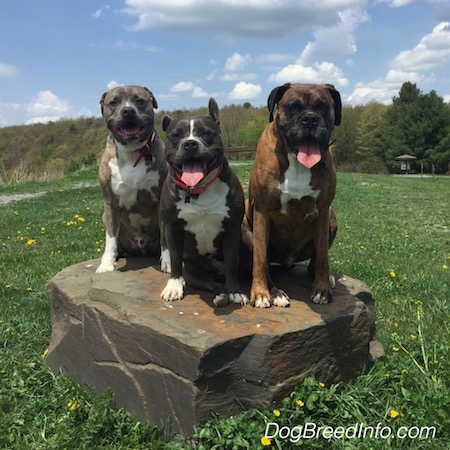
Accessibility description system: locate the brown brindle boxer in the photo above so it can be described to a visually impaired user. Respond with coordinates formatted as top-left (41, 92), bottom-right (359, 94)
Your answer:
top-left (244, 83), bottom-right (341, 307)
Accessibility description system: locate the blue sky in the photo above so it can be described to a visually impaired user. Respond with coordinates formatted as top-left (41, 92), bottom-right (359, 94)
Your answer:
top-left (1, 0), bottom-right (450, 126)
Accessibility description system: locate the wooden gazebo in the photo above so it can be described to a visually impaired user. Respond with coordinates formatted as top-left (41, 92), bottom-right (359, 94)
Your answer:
top-left (395, 154), bottom-right (417, 175)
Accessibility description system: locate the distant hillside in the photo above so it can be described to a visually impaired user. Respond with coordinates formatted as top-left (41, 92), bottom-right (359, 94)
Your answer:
top-left (0, 117), bottom-right (107, 183)
top-left (0, 103), bottom-right (268, 184)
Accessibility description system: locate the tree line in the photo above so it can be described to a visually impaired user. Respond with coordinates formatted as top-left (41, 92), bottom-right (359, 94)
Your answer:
top-left (0, 82), bottom-right (449, 182)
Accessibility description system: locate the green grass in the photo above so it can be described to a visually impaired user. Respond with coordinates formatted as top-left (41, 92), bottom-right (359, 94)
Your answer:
top-left (0, 164), bottom-right (449, 449)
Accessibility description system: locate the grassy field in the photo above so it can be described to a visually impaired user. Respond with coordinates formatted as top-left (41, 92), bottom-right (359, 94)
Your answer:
top-left (0, 164), bottom-right (449, 449)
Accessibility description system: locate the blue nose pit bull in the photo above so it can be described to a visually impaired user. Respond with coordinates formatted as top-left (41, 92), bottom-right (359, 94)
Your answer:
top-left (159, 98), bottom-right (248, 307)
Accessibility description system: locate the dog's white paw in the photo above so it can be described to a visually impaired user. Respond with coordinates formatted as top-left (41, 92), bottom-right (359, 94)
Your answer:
top-left (213, 293), bottom-right (229, 307)
top-left (271, 288), bottom-right (290, 307)
top-left (311, 292), bottom-right (330, 305)
top-left (273, 295), bottom-right (290, 308)
top-left (95, 261), bottom-right (115, 273)
top-left (254, 296), bottom-right (272, 308)
top-left (160, 249), bottom-right (171, 273)
top-left (161, 277), bottom-right (185, 302)
top-left (228, 292), bottom-right (249, 306)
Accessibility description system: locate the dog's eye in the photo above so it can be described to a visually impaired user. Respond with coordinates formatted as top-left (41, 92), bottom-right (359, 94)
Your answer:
top-left (170, 132), bottom-right (180, 140)
top-left (136, 98), bottom-right (146, 106)
top-left (285, 100), bottom-right (303, 114)
top-left (108, 100), bottom-right (118, 107)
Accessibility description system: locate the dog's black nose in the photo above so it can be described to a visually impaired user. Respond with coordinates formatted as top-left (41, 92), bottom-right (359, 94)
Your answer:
top-left (121, 107), bottom-right (137, 118)
top-left (183, 140), bottom-right (199, 153)
top-left (302, 112), bottom-right (318, 127)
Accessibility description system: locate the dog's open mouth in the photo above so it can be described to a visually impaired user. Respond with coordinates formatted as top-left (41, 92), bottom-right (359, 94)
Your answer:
top-left (178, 156), bottom-right (219, 188)
top-left (295, 137), bottom-right (322, 169)
top-left (180, 158), bottom-right (208, 187)
top-left (113, 124), bottom-right (147, 140)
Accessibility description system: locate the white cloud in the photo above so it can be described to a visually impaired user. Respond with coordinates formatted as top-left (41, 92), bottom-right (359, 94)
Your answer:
top-left (269, 61), bottom-right (349, 87)
top-left (220, 73), bottom-right (257, 82)
top-left (92, 5), bottom-right (110, 19)
top-left (299, 8), bottom-right (370, 64)
top-left (376, 0), bottom-right (415, 7)
top-left (171, 81), bottom-right (196, 92)
top-left (107, 80), bottom-right (123, 89)
top-left (228, 82), bottom-right (262, 100)
top-left (0, 63), bottom-right (17, 77)
top-left (122, 0), bottom-right (366, 38)
top-left (192, 87), bottom-right (209, 98)
top-left (347, 22), bottom-right (450, 104)
top-left (224, 53), bottom-right (251, 72)
top-left (390, 22), bottom-right (450, 72)
top-left (26, 90), bottom-right (70, 116)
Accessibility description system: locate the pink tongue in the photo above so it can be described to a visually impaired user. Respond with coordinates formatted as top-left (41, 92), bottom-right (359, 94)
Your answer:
top-left (297, 141), bottom-right (322, 169)
top-left (181, 161), bottom-right (205, 187)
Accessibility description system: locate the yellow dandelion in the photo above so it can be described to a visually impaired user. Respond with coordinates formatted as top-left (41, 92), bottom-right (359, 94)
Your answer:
top-left (77, 216), bottom-right (86, 223)
top-left (392, 346), bottom-right (400, 352)
top-left (261, 436), bottom-right (271, 446)
top-left (43, 348), bottom-right (49, 357)
top-left (67, 400), bottom-right (79, 411)
top-left (296, 400), bottom-right (305, 407)
top-left (319, 382), bottom-right (325, 388)
top-left (389, 271), bottom-right (396, 278)
top-left (26, 239), bottom-right (37, 245)
top-left (26, 287), bottom-right (32, 292)
top-left (273, 409), bottom-right (281, 417)
top-left (443, 264), bottom-right (448, 270)
top-left (393, 322), bottom-right (399, 328)
top-left (410, 334), bottom-right (417, 339)
top-left (389, 409), bottom-right (400, 419)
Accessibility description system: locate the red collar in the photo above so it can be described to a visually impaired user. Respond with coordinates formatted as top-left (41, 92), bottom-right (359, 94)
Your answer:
top-left (173, 159), bottom-right (224, 195)
top-left (133, 131), bottom-right (156, 167)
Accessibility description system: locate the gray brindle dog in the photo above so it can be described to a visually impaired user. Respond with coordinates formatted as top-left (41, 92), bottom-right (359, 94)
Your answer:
top-left (96, 85), bottom-right (167, 273)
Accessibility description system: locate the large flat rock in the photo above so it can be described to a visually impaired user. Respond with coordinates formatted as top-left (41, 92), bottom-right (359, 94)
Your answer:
top-left (46, 257), bottom-right (377, 436)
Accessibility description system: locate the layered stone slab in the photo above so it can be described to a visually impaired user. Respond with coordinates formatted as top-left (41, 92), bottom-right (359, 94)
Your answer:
top-left (46, 257), bottom-right (378, 436)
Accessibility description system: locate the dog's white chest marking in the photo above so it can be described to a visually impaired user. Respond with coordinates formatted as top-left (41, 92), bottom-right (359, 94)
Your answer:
top-left (278, 153), bottom-right (320, 214)
top-left (109, 156), bottom-right (159, 209)
top-left (177, 179), bottom-right (230, 255)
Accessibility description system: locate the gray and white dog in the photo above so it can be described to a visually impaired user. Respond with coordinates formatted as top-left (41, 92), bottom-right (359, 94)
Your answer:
top-left (96, 85), bottom-right (167, 273)
top-left (159, 98), bottom-right (248, 307)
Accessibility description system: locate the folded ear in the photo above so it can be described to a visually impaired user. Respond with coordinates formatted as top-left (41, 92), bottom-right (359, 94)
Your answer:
top-left (267, 83), bottom-right (291, 122)
top-left (99, 92), bottom-right (107, 114)
top-left (144, 87), bottom-right (158, 109)
top-left (325, 84), bottom-right (342, 126)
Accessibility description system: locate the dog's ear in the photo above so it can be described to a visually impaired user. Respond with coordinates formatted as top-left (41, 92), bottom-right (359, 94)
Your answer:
top-left (144, 87), bottom-right (158, 109)
top-left (162, 115), bottom-right (172, 132)
top-left (325, 84), bottom-right (342, 126)
top-left (268, 83), bottom-right (291, 122)
top-left (208, 98), bottom-right (220, 127)
top-left (99, 92), bottom-right (107, 114)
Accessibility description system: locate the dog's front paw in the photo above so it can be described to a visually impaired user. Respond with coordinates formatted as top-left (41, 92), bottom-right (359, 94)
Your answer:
top-left (271, 288), bottom-right (290, 307)
top-left (213, 293), bottom-right (229, 307)
top-left (252, 295), bottom-right (272, 308)
top-left (228, 292), bottom-right (249, 306)
top-left (95, 261), bottom-right (115, 273)
top-left (160, 249), bottom-right (171, 273)
top-left (161, 277), bottom-right (185, 302)
top-left (311, 286), bottom-right (332, 304)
